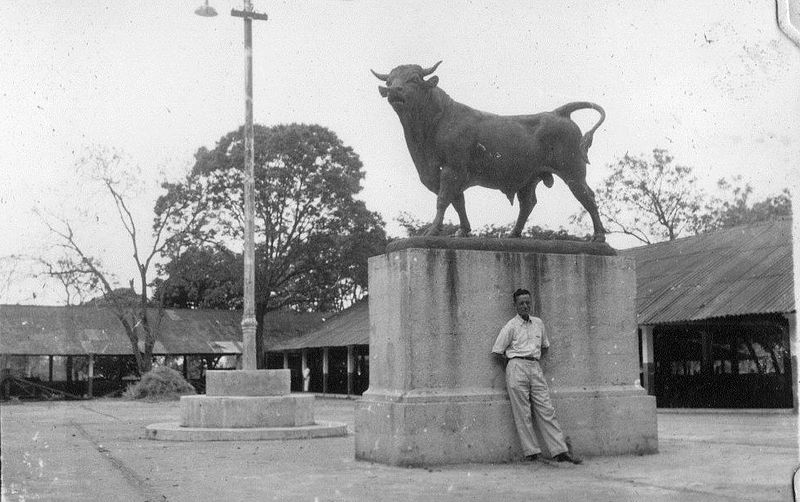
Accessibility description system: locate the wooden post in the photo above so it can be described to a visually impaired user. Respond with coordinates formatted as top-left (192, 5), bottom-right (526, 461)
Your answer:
top-left (301, 349), bottom-right (309, 392)
top-left (322, 347), bottom-right (329, 394)
top-left (87, 354), bottom-right (94, 398)
top-left (183, 355), bottom-right (189, 379)
top-left (1, 355), bottom-right (10, 399)
top-left (346, 345), bottom-right (354, 396)
top-left (66, 356), bottom-right (73, 383)
top-left (1, 368), bottom-right (9, 400)
top-left (282, 352), bottom-right (289, 369)
top-left (785, 313), bottom-right (797, 411)
top-left (48, 355), bottom-right (54, 382)
top-left (640, 326), bottom-right (655, 395)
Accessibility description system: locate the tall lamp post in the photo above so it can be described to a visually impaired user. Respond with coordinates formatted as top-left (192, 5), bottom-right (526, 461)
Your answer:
top-left (196, 0), bottom-right (269, 370)
top-left (145, 1), bottom-right (347, 442)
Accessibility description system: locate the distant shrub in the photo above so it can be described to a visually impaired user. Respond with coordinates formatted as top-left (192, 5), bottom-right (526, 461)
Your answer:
top-left (123, 366), bottom-right (196, 401)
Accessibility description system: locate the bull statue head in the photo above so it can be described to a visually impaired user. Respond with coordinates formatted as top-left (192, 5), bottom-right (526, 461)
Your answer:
top-left (371, 61), bottom-right (442, 111)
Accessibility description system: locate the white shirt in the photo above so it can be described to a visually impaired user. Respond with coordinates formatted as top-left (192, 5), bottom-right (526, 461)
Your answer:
top-left (492, 314), bottom-right (549, 359)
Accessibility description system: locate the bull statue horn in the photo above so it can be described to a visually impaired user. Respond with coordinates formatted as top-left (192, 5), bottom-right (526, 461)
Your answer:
top-left (421, 60), bottom-right (442, 76)
top-left (370, 69), bottom-right (389, 81)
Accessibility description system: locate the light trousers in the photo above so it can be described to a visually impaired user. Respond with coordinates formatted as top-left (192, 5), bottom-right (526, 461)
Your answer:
top-left (505, 358), bottom-right (568, 457)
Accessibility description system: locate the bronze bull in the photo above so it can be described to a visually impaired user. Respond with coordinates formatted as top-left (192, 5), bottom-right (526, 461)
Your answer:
top-left (371, 61), bottom-right (607, 241)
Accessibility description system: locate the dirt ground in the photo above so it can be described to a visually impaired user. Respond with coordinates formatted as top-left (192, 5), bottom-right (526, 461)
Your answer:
top-left (1, 397), bottom-right (797, 501)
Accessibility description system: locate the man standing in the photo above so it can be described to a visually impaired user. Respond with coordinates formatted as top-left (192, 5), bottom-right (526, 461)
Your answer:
top-left (492, 288), bottom-right (581, 464)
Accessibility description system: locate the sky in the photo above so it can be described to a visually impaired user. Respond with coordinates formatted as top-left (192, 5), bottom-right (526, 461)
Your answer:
top-left (1, 0), bottom-right (798, 305)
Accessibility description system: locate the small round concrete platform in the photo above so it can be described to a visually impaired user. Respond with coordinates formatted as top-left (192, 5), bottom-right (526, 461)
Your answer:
top-left (145, 421), bottom-right (348, 441)
top-left (146, 369), bottom-right (348, 442)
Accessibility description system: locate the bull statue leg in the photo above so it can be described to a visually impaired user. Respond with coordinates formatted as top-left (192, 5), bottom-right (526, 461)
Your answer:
top-left (425, 165), bottom-right (466, 236)
top-left (451, 193), bottom-right (471, 237)
top-left (510, 180), bottom-right (540, 237)
top-left (564, 178), bottom-right (606, 242)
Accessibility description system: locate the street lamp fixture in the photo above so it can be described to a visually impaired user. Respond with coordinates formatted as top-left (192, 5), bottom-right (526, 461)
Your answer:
top-left (194, 0), bottom-right (218, 17)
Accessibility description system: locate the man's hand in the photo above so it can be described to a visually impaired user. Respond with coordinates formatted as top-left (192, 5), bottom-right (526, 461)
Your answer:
top-left (491, 352), bottom-right (507, 364)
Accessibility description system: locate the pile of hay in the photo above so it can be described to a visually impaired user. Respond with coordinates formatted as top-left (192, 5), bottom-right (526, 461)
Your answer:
top-left (123, 366), bottom-right (196, 401)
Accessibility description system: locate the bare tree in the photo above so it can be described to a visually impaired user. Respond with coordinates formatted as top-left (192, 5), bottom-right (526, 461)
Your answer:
top-left (574, 149), bottom-right (707, 245)
top-left (0, 255), bottom-right (24, 303)
top-left (38, 147), bottom-right (206, 375)
top-left (37, 256), bottom-right (98, 306)
top-left (572, 149), bottom-right (792, 245)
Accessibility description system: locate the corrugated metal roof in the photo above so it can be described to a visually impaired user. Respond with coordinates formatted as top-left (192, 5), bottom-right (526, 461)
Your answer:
top-left (261, 310), bottom-right (326, 340)
top-left (621, 218), bottom-right (794, 324)
top-left (0, 305), bottom-right (244, 355)
top-left (267, 299), bottom-right (369, 350)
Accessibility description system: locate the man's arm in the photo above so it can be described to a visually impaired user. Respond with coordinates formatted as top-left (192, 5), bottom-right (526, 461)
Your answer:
top-left (539, 318), bottom-right (550, 348)
top-left (491, 322), bottom-right (512, 356)
top-left (539, 318), bottom-right (549, 359)
top-left (491, 321), bottom-right (512, 365)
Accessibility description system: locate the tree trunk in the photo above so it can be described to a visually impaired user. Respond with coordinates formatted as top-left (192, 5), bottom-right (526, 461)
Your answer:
top-left (744, 341), bottom-right (763, 374)
top-left (119, 317), bottom-right (146, 376)
top-left (139, 311), bottom-right (155, 374)
top-left (140, 350), bottom-right (153, 374)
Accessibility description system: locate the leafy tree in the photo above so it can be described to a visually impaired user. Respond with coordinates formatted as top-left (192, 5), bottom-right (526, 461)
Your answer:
top-left (159, 123), bottom-right (387, 358)
top-left (478, 224), bottom-right (591, 241)
top-left (38, 147), bottom-right (207, 375)
top-left (397, 212), bottom-right (461, 237)
top-left (396, 212), bottom-right (590, 240)
top-left (706, 177), bottom-right (791, 230)
top-left (152, 246), bottom-right (242, 310)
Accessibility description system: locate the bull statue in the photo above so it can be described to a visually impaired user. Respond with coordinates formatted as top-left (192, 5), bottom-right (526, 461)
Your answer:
top-left (371, 61), bottom-right (607, 242)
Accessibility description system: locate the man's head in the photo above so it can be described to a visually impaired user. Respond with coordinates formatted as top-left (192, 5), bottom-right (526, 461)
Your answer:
top-left (512, 288), bottom-right (532, 319)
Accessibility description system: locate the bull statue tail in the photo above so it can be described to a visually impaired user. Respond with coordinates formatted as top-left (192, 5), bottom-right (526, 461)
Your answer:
top-left (552, 102), bottom-right (606, 164)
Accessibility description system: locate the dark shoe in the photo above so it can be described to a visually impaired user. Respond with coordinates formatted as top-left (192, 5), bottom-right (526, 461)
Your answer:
top-left (523, 454), bottom-right (540, 462)
top-left (553, 452), bottom-right (582, 464)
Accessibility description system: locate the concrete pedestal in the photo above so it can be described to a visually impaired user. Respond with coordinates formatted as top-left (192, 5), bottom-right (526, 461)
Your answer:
top-left (147, 369), bottom-right (346, 441)
top-left (355, 238), bottom-right (657, 466)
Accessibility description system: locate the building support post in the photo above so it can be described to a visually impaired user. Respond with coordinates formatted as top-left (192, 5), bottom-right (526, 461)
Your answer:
top-left (282, 352), bottom-right (288, 369)
top-left (1, 363), bottom-right (9, 400)
top-left (301, 349), bottom-right (308, 392)
top-left (1, 355), bottom-right (9, 399)
top-left (346, 345), bottom-right (354, 396)
top-left (48, 355), bottom-right (54, 382)
top-left (640, 325), bottom-right (655, 395)
top-left (322, 347), bottom-right (329, 394)
top-left (87, 354), bottom-right (94, 398)
top-left (786, 313), bottom-right (797, 412)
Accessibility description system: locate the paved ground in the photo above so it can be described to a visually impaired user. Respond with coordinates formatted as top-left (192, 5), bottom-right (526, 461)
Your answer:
top-left (1, 397), bottom-right (797, 501)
